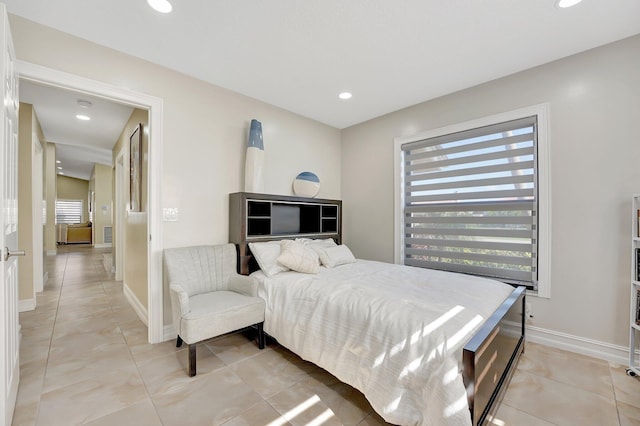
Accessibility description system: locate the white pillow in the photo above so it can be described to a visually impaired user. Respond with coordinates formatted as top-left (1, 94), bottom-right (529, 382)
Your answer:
top-left (277, 240), bottom-right (319, 274)
top-left (296, 238), bottom-right (336, 245)
top-left (249, 241), bottom-right (289, 277)
top-left (319, 244), bottom-right (357, 268)
top-left (302, 238), bottom-right (338, 260)
top-left (294, 238), bottom-right (313, 244)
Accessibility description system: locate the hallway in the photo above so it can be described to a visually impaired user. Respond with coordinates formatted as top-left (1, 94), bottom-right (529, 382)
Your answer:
top-left (13, 245), bottom-right (155, 424)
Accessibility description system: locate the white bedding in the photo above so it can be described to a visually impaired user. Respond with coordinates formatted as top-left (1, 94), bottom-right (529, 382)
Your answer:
top-left (252, 259), bottom-right (513, 426)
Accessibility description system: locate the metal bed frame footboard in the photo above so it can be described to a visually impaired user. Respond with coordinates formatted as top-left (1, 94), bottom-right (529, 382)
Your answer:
top-left (462, 286), bottom-right (526, 425)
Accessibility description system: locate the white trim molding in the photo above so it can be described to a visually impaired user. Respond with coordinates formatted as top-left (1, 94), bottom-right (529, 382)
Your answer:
top-left (17, 60), bottom-right (165, 344)
top-left (163, 324), bottom-right (177, 343)
top-left (525, 324), bottom-right (635, 365)
top-left (18, 299), bottom-right (36, 312)
top-left (123, 282), bottom-right (149, 327)
top-left (93, 243), bottom-right (113, 249)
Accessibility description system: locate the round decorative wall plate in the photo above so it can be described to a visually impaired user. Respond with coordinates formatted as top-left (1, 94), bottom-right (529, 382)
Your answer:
top-left (293, 171), bottom-right (320, 198)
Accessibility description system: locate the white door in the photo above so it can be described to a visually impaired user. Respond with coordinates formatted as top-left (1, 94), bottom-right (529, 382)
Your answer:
top-left (0, 4), bottom-right (20, 425)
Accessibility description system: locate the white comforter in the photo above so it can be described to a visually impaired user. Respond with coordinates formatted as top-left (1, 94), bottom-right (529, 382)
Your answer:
top-left (252, 260), bottom-right (513, 426)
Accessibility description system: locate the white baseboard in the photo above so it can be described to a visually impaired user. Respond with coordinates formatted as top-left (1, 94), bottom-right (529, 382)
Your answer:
top-left (94, 243), bottom-right (113, 248)
top-left (123, 282), bottom-right (148, 326)
top-left (150, 313), bottom-right (640, 364)
top-left (163, 324), bottom-right (176, 343)
top-left (525, 324), bottom-right (636, 365)
top-left (46, 250), bottom-right (56, 256)
top-left (18, 299), bottom-right (36, 312)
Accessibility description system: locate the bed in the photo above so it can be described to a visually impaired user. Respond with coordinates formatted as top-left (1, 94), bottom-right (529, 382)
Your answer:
top-left (228, 192), bottom-right (525, 426)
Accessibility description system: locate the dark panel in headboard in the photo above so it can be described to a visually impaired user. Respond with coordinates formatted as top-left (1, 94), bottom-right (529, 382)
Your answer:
top-left (271, 204), bottom-right (300, 234)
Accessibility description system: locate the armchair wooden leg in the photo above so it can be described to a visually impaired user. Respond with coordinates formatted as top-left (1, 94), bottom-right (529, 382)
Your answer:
top-left (257, 322), bottom-right (265, 350)
top-left (188, 344), bottom-right (196, 377)
top-left (176, 335), bottom-right (183, 348)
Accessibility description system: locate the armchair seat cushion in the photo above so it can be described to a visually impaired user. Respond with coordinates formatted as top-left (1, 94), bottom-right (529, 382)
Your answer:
top-left (180, 290), bottom-right (265, 344)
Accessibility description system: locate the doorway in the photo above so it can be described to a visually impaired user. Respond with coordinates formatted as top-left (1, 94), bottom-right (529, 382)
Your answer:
top-left (17, 61), bottom-right (165, 344)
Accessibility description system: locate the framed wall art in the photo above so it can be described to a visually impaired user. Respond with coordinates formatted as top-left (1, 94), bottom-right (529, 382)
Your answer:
top-left (130, 123), bottom-right (143, 212)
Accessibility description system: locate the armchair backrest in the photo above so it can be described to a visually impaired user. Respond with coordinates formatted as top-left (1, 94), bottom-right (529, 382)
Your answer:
top-left (164, 244), bottom-right (238, 296)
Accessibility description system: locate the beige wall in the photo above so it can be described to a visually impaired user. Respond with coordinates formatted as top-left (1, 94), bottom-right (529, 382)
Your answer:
top-left (89, 163), bottom-right (113, 246)
top-left (341, 34), bottom-right (640, 349)
top-left (44, 143), bottom-right (57, 254)
top-left (8, 14), bottom-right (341, 327)
top-left (9, 14), bottom-right (342, 250)
top-left (17, 103), bottom-right (34, 301)
top-left (112, 109), bottom-right (149, 309)
top-left (57, 175), bottom-right (90, 222)
top-left (17, 103), bottom-right (45, 302)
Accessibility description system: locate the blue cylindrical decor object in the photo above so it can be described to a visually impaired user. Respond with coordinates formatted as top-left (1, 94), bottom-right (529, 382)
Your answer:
top-left (245, 119), bottom-right (264, 193)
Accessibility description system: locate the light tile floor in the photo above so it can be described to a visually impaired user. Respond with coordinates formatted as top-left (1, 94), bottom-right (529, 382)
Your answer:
top-left (11, 245), bottom-right (640, 425)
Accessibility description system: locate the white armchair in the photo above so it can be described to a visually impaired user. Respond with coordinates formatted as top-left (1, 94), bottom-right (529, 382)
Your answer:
top-left (164, 243), bottom-right (265, 376)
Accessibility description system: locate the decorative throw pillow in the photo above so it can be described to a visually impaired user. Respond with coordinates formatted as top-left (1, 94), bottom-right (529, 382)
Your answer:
top-left (277, 240), bottom-right (320, 274)
top-left (319, 244), bottom-right (357, 268)
top-left (248, 241), bottom-right (289, 277)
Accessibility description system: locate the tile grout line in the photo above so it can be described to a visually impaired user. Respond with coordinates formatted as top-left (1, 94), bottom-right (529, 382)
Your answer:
top-left (524, 346), bottom-right (621, 406)
top-left (59, 247), bottom-right (151, 425)
top-left (608, 362), bottom-right (624, 426)
top-left (497, 346), bottom-right (618, 425)
top-left (78, 247), bottom-right (163, 425)
top-left (95, 250), bottom-right (166, 425)
top-left (32, 249), bottom-right (68, 426)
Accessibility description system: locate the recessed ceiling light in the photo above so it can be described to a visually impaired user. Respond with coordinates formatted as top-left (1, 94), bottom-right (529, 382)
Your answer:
top-left (338, 92), bottom-right (352, 100)
top-left (555, 0), bottom-right (583, 8)
top-left (57, 166), bottom-right (62, 170)
top-left (148, 0), bottom-right (172, 13)
top-left (59, 172), bottom-right (64, 175)
top-left (76, 114), bottom-right (90, 121)
top-left (56, 160), bottom-right (61, 164)
top-left (77, 99), bottom-right (92, 108)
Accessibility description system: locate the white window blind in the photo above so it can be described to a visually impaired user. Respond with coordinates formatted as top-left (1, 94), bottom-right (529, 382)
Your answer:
top-left (401, 116), bottom-right (538, 288)
top-left (55, 199), bottom-right (84, 224)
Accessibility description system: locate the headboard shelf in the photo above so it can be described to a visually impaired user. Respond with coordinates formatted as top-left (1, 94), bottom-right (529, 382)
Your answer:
top-left (229, 192), bottom-right (342, 274)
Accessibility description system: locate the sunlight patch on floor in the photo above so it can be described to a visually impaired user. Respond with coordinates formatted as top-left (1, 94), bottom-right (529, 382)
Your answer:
top-left (267, 394), bottom-right (335, 426)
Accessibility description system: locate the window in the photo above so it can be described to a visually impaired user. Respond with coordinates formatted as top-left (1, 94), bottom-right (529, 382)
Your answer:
top-left (395, 105), bottom-right (550, 295)
top-left (55, 199), bottom-right (84, 224)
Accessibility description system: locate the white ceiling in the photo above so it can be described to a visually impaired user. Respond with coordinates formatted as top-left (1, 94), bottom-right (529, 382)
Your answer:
top-left (6, 0), bottom-right (640, 178)
top-left (20, 80), bottom-right (134, 180)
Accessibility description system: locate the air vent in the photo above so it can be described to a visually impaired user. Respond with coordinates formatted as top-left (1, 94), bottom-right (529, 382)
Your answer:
top-left (103, 226), bottom-right (113, 244)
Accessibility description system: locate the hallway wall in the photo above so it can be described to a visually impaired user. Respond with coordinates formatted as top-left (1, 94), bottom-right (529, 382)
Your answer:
top-left (17, 102), bottom-right (45, 306)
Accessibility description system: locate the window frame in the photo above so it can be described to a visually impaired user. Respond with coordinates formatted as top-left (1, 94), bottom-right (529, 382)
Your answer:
top-left (394, 104), bottom-right (551, 298)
